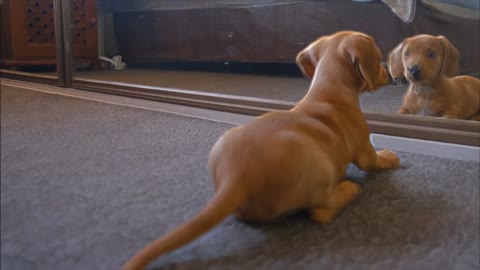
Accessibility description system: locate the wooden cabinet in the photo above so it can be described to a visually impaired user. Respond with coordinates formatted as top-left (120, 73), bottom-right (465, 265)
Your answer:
top-left (1, 0), bottom-right (98, 68)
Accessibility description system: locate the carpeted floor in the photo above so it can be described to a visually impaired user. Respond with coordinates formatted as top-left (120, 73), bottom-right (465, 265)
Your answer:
top-left (1, 86), bottom-right (479, 270)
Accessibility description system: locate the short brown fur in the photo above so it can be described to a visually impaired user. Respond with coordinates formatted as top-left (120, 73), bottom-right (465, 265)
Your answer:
top-left (122, 31), bottom-right (400, 270)
top-left (388, 34), bottom-right (480, 120)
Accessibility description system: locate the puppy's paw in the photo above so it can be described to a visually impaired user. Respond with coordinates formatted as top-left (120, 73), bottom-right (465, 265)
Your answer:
top-left (376, 149), bottom-right (400, 170)
top-left (398, 107), bottom-right (410, 114)
top-left (310, 208), bottom-right (336, 224)
top-left (309, 181), bottom-right (362, 224)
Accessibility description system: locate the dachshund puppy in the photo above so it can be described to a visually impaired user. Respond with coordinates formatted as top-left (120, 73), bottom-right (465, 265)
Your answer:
top-left (122, 31), bottom-right (400, 270)
top-left (388, 34), bottom-right (480, 120)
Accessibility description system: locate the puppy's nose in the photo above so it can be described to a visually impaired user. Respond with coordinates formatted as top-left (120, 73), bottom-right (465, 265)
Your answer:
top-left (408, 65), bottom-right (421, 80)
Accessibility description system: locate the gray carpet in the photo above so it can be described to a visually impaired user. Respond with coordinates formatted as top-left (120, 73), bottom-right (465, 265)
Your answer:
top-left (1, 86), bottom-right (479, 270)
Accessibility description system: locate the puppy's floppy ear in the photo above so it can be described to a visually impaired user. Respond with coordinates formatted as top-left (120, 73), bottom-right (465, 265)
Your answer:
top-left (296, 49), bottom-right (316, 80)
top-left (296, 38), bottom-right (326, 80)
top-left (437, 35), bottom-right (460, 77)
top-left (340, 35), bottom-right (381, 90)
top-left (388, 40), bottom-right (406, 80)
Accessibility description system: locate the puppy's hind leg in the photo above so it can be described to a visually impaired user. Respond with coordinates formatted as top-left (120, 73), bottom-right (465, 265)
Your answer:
top-left (309, 181), bottom-right (362, 224)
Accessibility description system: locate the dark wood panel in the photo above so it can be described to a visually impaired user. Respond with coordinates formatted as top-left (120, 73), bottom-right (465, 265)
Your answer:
top-left (1, 0), bottom-right (98, 68)
top-left (10, 0), bottom-right (57, 58)
top-left (71, 0), bottom-right (98, 58)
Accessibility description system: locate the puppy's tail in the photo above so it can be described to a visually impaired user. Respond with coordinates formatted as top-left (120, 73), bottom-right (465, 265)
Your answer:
top-left (121, 183), bottom-right (246, 270)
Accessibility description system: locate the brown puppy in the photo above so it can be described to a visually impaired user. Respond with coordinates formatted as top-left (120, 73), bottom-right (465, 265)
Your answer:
top-left (388, 34), bottom-right (480, 120)
top-left (122, 31), bottom-right (400, 270)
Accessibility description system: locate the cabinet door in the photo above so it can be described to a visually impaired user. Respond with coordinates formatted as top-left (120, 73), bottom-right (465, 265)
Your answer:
top-left (8, 0), bottom-right (97, 60)
top-left (71, 0), bottom-right (98, 59)
top-left (10, 0), bottom-right (57, 58)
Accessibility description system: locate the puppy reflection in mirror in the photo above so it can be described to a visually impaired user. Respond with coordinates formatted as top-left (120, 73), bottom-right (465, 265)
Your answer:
top-left (388, 34), bottom-right (480, 120)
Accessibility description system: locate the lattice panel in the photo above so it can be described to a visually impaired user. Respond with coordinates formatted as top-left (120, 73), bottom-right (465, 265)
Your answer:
top-left (26, 0), bottom-right (55, 44)
top-left (72, 0), bottom-right (87, 45)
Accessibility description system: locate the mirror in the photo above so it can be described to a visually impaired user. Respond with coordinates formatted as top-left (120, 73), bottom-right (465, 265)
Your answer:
top-left (71, 0), bottom-right (479, 121)
top-left (1, 0), bottom-right (59, 79)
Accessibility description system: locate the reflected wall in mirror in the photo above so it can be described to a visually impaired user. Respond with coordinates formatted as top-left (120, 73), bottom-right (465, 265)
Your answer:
top-left (72, 0), bottom-right (479, 121)
top-left (1, 0), bottom-right (58, 78)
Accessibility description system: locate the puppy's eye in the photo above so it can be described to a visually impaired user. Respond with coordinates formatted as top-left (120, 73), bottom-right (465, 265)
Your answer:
top-left (427, 50), bottom-right (436, 59)
top-left (405, 50), bottom-right (410, 57)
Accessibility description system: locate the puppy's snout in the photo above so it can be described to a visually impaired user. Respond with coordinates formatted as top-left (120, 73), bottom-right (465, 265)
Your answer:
top-left (408, 65), bottom-right (421, 80)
